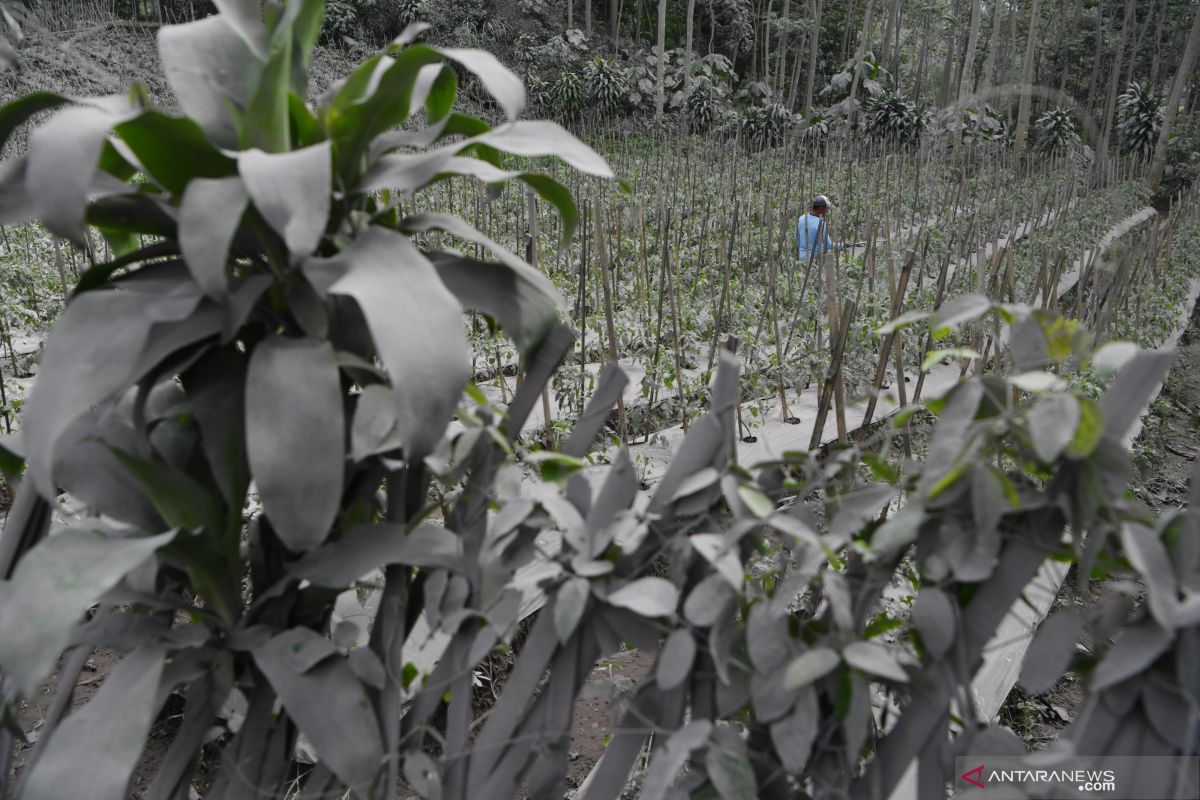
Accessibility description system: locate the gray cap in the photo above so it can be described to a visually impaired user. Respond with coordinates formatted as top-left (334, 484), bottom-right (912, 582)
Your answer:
top-left (811, 194), bottom-right (830, 209)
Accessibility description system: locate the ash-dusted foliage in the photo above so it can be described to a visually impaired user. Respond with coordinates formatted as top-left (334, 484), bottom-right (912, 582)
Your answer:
top-left (1117, 81), bottom-right (1164, 160)
top-left (0, 3), bottom-right (1198, 800)
top-left (1034, 107), bottom-right (1082, 153)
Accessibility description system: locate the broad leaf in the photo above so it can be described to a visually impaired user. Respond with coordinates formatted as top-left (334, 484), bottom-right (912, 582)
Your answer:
top-left (705, 740), bottom-right (757, 800)
top-left (114, 111), bottom-right (238, 195)
top-left (0, 525), bottom-right (174, 695)
top-left (931, 293), bottom-right (990, 337)
top-left (784, 647), bottom-right (840, 689)
top-left (912, 587), bottom-right (956, 658)
top-left (605, 577), bottom-right (678, 618)
top-left (435, 47), bottom-right (524, 120)
top-left (426, 250), bottom-right (563, 356)
top-left (291, 523), bottom-right (462, 586)
top-left (843, 641), bottom-right (908, 682)
top-left (553, 576), bottom-right (589, 643)
top-left (22, 283), bottom-right (205, 498)
top-left (1027, 392), bottom-right (1080, 463)
top-left (470, 121), bottom-right (613, 178)
top-left (27, 104), bottom-right (124, 242)
top-left (238, 142), bottom-right (331, 257)
top-left (656, 629), bottom-right (696, 690)
top-left (179, 176), bottom-right (248, 299)
top-left (253, 628), bottom-right (385, 792)
top-left (304, 226), bottom-right (469, 459)
top-left (21, 646), bottom-right (166, 800)
top-left (1020, 609), bottom-right (1083, 694)
top-left (158, 15), bottom-right (262, 148)
top-left (246, 335), bottom-right (344, 552)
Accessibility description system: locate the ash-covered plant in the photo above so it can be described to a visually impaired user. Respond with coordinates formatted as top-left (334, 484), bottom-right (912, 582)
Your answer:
top-left (321, 0), bottom-right (361, 43)
top-left (1117, 80), bottom-right (1164, 159)
top-left (585, 56), bottom-right (629, 115)
top-left (961, 102), bottom-right (1010, 144)
top-left (863, 90), bottom-right (924, 143)
top-left (0, 2), bottom-right (611, 797)
top-left (1, 4), bottom-right (1198, 800)
top-left (551, 68), bottom-right (585, 120)
top-left (737, 101), bottom-right (796, 148)
top-left (1034, 106), bottom-right (1081, 153)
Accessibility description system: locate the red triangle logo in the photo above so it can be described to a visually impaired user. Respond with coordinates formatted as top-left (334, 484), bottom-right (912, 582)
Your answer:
top-left (961, 764), bottom-right (986, 789)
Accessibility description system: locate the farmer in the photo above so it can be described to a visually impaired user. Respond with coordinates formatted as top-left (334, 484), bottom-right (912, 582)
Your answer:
top-left (797, 194), bottom-right (846, 263)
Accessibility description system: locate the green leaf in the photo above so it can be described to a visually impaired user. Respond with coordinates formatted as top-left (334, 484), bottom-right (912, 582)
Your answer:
top-left (1066, 396), bottom-right (1103, 459)
top-left (21, 646), bottom-right (166, 800)
top-left (114, 111), bottom-right (238, 195)
top-left (304, 226), bottom-right (469, 459)
top-left (245, 29), bottom-right (292, 152)
top-left (423, 63), bottom-right (457, 122)
top-left (737, 484), bottom-right (775, 519)
top-left (864, 612), bottom-right (903, 639)
top-left (111, 449), bottom-right (225, 535)
top-left (0, 90), bottom-right (72, 153)
top-left (0, 525), bottom-right (175, 695)
top-left (783, 647), bottom-right (840, 689)
top-left (324, 45), bottom-right (445, 177)
top-left (526, 451), bottom-right (587, 482)
top-left (246, 336), bottom-right (344, 552)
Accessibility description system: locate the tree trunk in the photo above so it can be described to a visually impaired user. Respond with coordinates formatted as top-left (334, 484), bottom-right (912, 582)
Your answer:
top-left (1086, 0), bottom-right (1107, 106)
top-left (1125, 0), bottom-right (1147, 88)
top-left (684, 0), bottom-right (697, 96)
top-left (1059, 0), bottom-right (1083, 93)
top-left (913, 8), bottom-right (932, 104)
top-left (847, 0), bottom-right (875, 123)
top-left (776, 0), bottom-right (790, 93)
top-left (981, 0), bottom-right (1005, 92)
top-left (1149, 0), bottom-right (1167, 86)
top-left (958, 0), bottom-right (982, 101)
top-left (655, 0), bottom-right (667, 122)
top-left (938, 0), bottom-right (960, 107)
top-left (610, 0), bottom-right (620, 44)
top-left (1099, 0), bottom-right (1136, 155)
top-left (787, 25), bottom-right (805, 109)
top-left (803, 0), bottom-right (823, 110)
top-left (1012, 0), bottom-right (1043, 165)
top-left (568, 0), bottom-right (574, 32)
top-left (879, 0), bottom-right (900, 76)
top-left (1149, 9), bottom-right (1200, 188)
top-left (586, 0), bottom-right (593, 36)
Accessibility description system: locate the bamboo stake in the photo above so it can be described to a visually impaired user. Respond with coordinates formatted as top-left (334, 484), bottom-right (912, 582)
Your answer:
top-left (593, 199), bottom-right (628, 442)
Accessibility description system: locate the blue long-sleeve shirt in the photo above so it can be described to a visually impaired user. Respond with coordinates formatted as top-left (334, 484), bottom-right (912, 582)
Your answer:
top-left (797, 213), bottom-right (843, 262)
